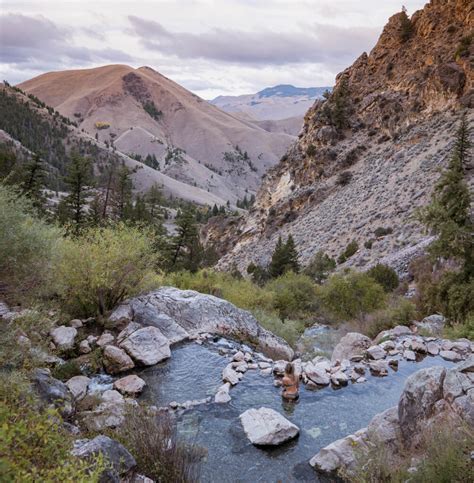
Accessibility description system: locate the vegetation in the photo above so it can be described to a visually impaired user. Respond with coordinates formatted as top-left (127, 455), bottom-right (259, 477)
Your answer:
top-left (269, 235), bottom-right (300, 278)
top-left (416, 114), bottom-right (473, 324)
top-left (337, 239), bottom-right (359, 264)
top-left (367, 264), bottom-right (399, 293)
top-left (142, 100), bottom-right (163, 121)
top-left (399, 6), bottom-right (414, 43)
top-left (304, 250), bottom-right (336, 283)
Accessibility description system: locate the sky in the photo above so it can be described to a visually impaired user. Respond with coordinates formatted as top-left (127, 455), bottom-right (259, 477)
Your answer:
top-left (0, 0), bottom-right (427, 99)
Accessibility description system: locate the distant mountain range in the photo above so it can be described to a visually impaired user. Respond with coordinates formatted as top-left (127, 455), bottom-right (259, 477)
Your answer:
top-left (17, 65), bottom-right (296, 205)
top-left (210, 84), bottom-right (330, 122)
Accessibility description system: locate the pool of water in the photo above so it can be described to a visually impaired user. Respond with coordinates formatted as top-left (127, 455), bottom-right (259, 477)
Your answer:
top-left (139, 341), bottom-right (455, 482)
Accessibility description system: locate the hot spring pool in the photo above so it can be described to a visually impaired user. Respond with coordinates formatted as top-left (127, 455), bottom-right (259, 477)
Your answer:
top-left (138, 340), bottom-right (455, 482)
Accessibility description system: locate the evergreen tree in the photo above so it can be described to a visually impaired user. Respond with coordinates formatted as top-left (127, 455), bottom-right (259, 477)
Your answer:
top-left (21, 153), bottom-right (46, 210)
top-left (212, 204), bottom-right (219, 217)
top-left (418, 113), bottom-right (472, 273)
top-left (284, 234), bottom-right (300, 273)
top-left (113, 165), bottom-right (133, 220)
top-left (269, 235), bottom-right (300, 278)
top-left (399, 6), bottom-right (414, 43)
top-left (61, 152), bottom-right (93, 234)
top-left (332, 77), bottom-right (349, 130)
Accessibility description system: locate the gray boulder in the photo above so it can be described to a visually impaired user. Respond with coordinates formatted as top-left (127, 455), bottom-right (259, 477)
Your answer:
top-left (103, 345), bottom-right (135, 374)
top-left (110, 287), bottom-right (293, 361)
top-left (66, 375), bottom-right (90, 401)
top-left (113, 375), bottom-right (146, 396)
top-left (366, 345), bottom-right (386, 360)
top-left (239, 407), bottom-right (299, 446)
top-left (31, 368), bottom-right (74, 418)
top-left (50, 326), bottom-right (77, 351)
top-left (120, 326), bottom-right (171, 366)
top-left (305, 363), bottom-right (330, 386)
top-left (79, 390), bottom-right (125, 432)
top-left (331, 332), bottom-right (371, 363)
top-left (416, 314), bottom-right (446, 336)
top-left (72, 435), bottom-right (136, 479)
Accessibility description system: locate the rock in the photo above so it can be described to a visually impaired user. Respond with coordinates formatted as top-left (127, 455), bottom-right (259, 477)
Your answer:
top-left (374, 325), bottom-right (412, 344)
top-left (31, 368), bottom-right (74, 418)
top-left (113, 375), bottom-right (146, 396)
top-left (353, 364), bottom-right (366, 375)
top-left (406, 339), bottom-right (427, 353)
top-left (239, 407), bottom-right (299, 446)
top-left (452, 392), bottom-right (474, 426)
top-left (233, 361), bottom-right (248, 373)
top-left (388, 358), bottom-right (399, 370)
top-left (110, 287), bottom-right (294, 360)
top-left (331, 333), bottom-right (371, 363)
top-left (222, 364), bottom-right (240, 385)
top-left (120, 327), bottom-right (171, 366)
top-left (305, 363), bottom-right (330, 386)
top-left (310, 429), bottom-right (368, 474)
top-left (442, 368), bottom-right (471, 403)
top-left (457, 355), bottom-right (474, 373)
top-left (426, 342), bottom-right (440, 356)
top-left (72, 435), bottom-right (136, 478)
top-left (273, 360), bottom-right (288, 376)
top-left (260, 367), bottom-right (272, 376)
top-left (366, 345), bottom-right (386, 360)
top-left (331, 371), bottom-right (349, 386)
top-left (244, 352), bottom-right (253, 362)
top-left (69, 319), bottom-right (83, 329)
top-left (398, 366), bottom-right (446, 446)
top-left (103, 345), bottom-right (135, 374)
top-left (367, 407), bottom-right (400, 449)
top-left (66, 375), bottom-right (91, 401)
top-left (50, 326), bottom-right (77, 351)
top-left (86, 335), bottom-right (98, 346)
top-left (369, 360), bottom-right (389, 376)
top-left (403, 349), bottom-right (416, 361)
top-left (439, 350), bottom-right (462, 362)
top-left (79, 339), bottom-right (91, 354)
top-left (258, 361), bottom-right (272, 369)
top-left (80, 391), bottom-right (125, 432)
top-left (451, 339), bottom-right (471, 354)
top-left (233, 351), bottom-right (245, 362)
top-left (380, 340), bottom-right (396, 351)
top-left (416, 314), bottom-right (446, 336)
top-left (97, 331), bottom-right (115, 347)
top-left (215, 389), bottom-right (231, 403)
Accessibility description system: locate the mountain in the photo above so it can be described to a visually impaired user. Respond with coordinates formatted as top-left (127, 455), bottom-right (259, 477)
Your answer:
top-left (210, 84), bottom-right (329, 122)
top-left (0, 83), bottom-right (234, 207)
top-left (18, 65), bottom-right (295, 205)
top-left (212, 0), bottom-right (473, 273)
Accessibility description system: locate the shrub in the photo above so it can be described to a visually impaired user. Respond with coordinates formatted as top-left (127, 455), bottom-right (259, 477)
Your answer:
top-left (455, 34), bottom-right (472, 59)
top-left (57, 224), bottom-right (161, 317)
top-left (367, 264), bottom-right (399, 292)
top-left (373, 226), bottom-right (393, 237)
top-left (304, 250), bottom-right (336, 283)
top-left (0, 371), bottom-right (104, 481)
top-left (52, 360), bottom-right (82, 381)
top-left (336, 171), bottom-right (353, 186)
top-left (0, 185), bottom-right (61, 301)
top-left (252, 309), bottom-right (307, 348)
top-left (306, 144), bottom-right (317, 157)
top-left (112, 405), bottom-right (203, 482)
top-left (364, 239), bottom-right (374, 249)
top-left (317, 271), bottom-right (386, 320)
top-left (266, 271), bottom-right (317, 321)
top-left (338, 240), bottom-right (359, 264)
top-left (94, 121), bottom-right (110, 130)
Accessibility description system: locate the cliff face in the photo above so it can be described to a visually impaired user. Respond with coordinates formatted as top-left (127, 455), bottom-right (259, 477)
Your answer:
top-left (215, 0), bottom-right (474, 274)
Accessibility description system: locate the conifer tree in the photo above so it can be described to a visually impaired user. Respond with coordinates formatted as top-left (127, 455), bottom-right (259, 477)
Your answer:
top-left (269, 236), bottom-right (286, 278)
top-left (399, 6), bottom-right (414, 43)
top-left (21, 153), bottom-right (46, 210)
top-left (284, 234), bottom-right (300, 273)
top-left (113, 165), bottom-right (133, 220)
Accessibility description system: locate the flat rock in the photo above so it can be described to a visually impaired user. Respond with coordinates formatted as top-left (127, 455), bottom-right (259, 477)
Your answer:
top-left (439, 350), bottom-right (462, 362)
top-left (222, 364), bottom-right (240, 385)
top-left (305, 363), bottom-right (330, 386)
top-left (97, 332), bottom-right (115, 347)
top-left (120, 326), bottom-right (171, 366)
top-left (113, 375), bottom-right (146, 396)
top-left (239, 407), bottom-right (299, 446)
top-left (403, 349), bottom-right (416, 361)
top-left (369, 360), bottom-right (389, 376)
top-left (366, 345), bottom-right (386, 360)
top-left (103, 345), bottom-right (135, 374)
top-left (66, 375), bottom-right (90, 401)
top-left (426, 341), bottom-right (440, 356)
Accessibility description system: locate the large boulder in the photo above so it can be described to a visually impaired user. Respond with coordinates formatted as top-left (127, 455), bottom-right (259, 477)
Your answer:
top-left (79, 390), bottom-right (125, 432)
top-left (66, 375), bottom-right (90, 401)
top-left (103, 345), bottom-right (135, 374)
top-left (50, 326), bottom-right (77, 351)
top-left (31, 368), bottom-right (74, 418)
top-left (415, 314), bottom-right (446, 336)
top-left (110, 287), bottom-right (293, 361)
top-left (113, 375), bottom-right (146, 396)
top-left (331, 333), bottom-right (371, 363)
top-left (119, 326), bottom-right (171, 366)
top-left (72, 435), bottom-right (136, 480)
top-left (398, 366), bottom-right (446, 445)
top-left (305, 363), bottom-right (330, 386)
top-left (239, 407), bottom-right (299, 446)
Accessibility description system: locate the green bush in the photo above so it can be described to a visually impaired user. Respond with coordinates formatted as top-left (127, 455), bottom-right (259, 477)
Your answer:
top-left (337, 240), bottom-right (359, 264)
top-left (0, 371), bottom-right (104, 482)
top-left (252, 309), bottom-right (307, 348)
top-left (0, 185), bottom-right (61, 300)
top-left (373, 226), bottom-right (393, 237)
top-left (317, 271), bottom-right (386, 320)
top-left (266, 271), bottom-right (317, 321)
top-left (57, 224), bottom-right (161, 317)
top-left (367, 264), bottom-right (399, 292)
top-left (304, 251), bottom-right (336, 283)
top-left (51, 360), bottom-right (82, 381)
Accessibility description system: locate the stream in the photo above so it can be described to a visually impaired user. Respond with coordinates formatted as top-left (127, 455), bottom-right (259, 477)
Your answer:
top-left (138, 340), bottom-right (455, 483)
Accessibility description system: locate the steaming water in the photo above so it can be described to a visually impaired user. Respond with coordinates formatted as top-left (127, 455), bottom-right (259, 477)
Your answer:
top-left (139, 341), bottom-right (454, 482)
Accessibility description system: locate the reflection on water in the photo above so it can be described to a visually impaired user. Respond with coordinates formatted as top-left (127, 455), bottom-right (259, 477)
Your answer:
top-left (139, 341), bottom-right (454, 483)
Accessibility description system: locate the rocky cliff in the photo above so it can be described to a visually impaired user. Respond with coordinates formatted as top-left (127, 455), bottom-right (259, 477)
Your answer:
top-left (215, 0), bottom-right (474, 274)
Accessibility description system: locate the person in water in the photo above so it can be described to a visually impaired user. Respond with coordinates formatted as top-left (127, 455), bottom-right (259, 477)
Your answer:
top-left (282, 362), bottom-right (299, 400)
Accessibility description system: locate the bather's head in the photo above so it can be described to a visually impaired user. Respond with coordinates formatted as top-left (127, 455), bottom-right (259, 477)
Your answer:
top-left (285, 362), bottom-right (294, 375)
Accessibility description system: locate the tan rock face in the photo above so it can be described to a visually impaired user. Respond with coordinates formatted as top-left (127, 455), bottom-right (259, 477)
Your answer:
top-left (216, 0), bottom-right (473, 275)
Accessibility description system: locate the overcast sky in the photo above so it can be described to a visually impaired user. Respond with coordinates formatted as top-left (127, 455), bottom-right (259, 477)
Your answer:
top-left (0, 0), bottom-right (427, 98)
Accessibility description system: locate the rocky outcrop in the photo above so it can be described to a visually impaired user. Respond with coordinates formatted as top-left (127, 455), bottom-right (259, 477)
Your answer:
top-left (239, 407), bottom-right (299, 446)
top-left (331, 332), bottom-right (371, 363)
top-left (72, 435), bottom-right (136, 480)
top-left (31, 368), bottom-right (74, 418)
top-left (109, 287), bottom-right (294, 361)
top-left (216, 0), bottom-right (474, 274)
top-left (310, 357), bottom-right (474, 477)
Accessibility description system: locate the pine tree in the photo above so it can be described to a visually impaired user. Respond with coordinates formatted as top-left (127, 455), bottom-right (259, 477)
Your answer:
top-left (399, 6), bottom-right (414, 43)
top-left (269, 236), bottom-right (287, 278)
top-left (284, 234), bottom-right (300, 273)
top-left (331, 77), bottom-right (349, 130)
top-left (113, 165), bottom-right (133, 220)
top-left (62, 152), bottom-right (93, 234)
top-left (418, 113), bottom-right (472, 273)
top-left (21, 153), bottom-right (46, 210)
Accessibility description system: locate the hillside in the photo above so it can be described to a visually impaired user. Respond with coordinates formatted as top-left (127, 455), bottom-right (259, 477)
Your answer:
top-left (0, 84), bottom-right (230, 206)
top-left (214, 0), bottom-right (474, 273)
top-left (18, 65), bottom-right (295, 204)
top-left (211, 84), bottom-right (329, 122)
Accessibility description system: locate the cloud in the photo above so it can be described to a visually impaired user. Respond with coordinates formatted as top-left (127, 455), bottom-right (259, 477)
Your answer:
top-left (128, 15), bottom-right (378, 67)
top-left (0, 13), bottom-right (132, 68)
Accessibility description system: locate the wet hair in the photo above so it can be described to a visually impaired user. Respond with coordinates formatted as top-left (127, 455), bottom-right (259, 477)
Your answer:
top-left (285, 362), bottom-right (294, 375)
